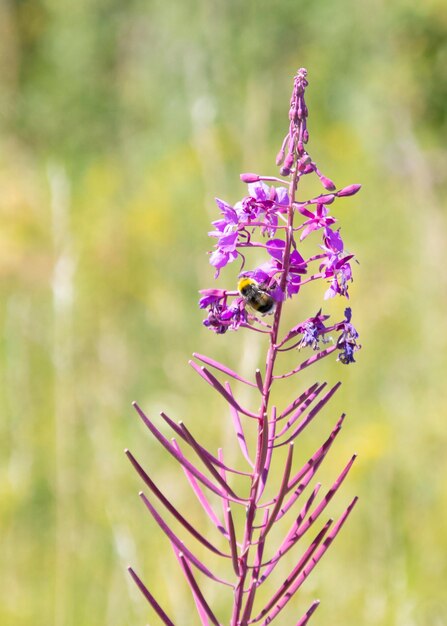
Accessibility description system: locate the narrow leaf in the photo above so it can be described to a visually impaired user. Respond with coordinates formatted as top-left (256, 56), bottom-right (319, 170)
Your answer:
top-left (255, 369), bottom-right (264, 393)
top-left (226, 507), bottom-right (240, 576)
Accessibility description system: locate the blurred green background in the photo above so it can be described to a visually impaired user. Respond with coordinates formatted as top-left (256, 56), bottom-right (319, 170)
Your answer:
top-left (1, 0), bottom-right (447, 624)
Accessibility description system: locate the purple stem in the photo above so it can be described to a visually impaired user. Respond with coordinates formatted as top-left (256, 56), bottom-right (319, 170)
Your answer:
top-left (295, 454), bottom-right (357, 539)
top-left (286, 414), bottom-right (346, 491)
top-left (254, 485), bottom-right (322, 579)
top-left (178, 420), bottom-right (243, 498)
top-left (127, 566), bottom-right (176, 626)
top-left (274, 382), bottom-right (327, 434)
top-left (273, 345), bottom-right (338, 380)
top-left (225, 382), bottom-right (254, 468)
top-left (262, 443), bottom-right (294, 537)
top-left (139, 491), bottom-right (232, 586)
top-left (174, 549), bottom-right (222, 626)
top-left (133, 402), bottom-right (246, 503)
top-left (125, 449), bottom-right (229, 558)
top-left (256, 406), bottom-right (277, 501)
top-left (161, 411), bottom-right (251, 476)
top-left (294, 600), bottom-right (320, 626)
top-left (253, 519), bottom-right (333, 621)
top-left (278, 382), bottom-right (320, 420)
top-left (189, 361), bottom-right (259, 418)
top-left (274, 382), bottom-right (341, 447)
top-left (193, 352), bottom-right (258, 388)
top-left (174, 439), bottom-right (229, 539)
top-left (259, 497), bottom-right (358, 623)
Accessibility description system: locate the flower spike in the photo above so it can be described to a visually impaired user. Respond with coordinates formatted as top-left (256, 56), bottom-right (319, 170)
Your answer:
top-left (128, 69), bottom-right (361, 624)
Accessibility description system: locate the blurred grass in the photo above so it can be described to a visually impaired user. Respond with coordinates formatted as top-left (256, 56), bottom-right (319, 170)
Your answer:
top-left (1, 0), bottom-right (447, 624)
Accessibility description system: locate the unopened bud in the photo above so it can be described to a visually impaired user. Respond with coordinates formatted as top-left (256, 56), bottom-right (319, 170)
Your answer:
top-left (283, 152), bottom-right (294, 170)
top-left (337, 184), bottom-right (362, 197)
top-left (310, 194), bottom-right (335, 205)
top-left (240, 173), bottom-right (260, 183)
top-left (319, 176), bottom-right (336, 191)
top-left (275, 148), bottom-right (285, 166)
top-left (297, 154), bottom-right (312, 172)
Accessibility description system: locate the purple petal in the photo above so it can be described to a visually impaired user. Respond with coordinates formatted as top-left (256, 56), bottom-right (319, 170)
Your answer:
top-left (275, 186), bottom-right (290, 206)
top-left (209, 249), bottom-right (229, 268)
top-left (324, 227), bottom-right (344, 252)
top-left (266, 238), bottom-right (285, 260)
top-left (248, 181), bottom-right (270, 201)
top-left (215, 197), bottom-right (238, 221)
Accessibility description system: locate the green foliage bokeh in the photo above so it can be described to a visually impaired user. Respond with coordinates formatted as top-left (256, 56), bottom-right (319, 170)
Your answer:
top-left (1, 1), bottom-right (446, 624)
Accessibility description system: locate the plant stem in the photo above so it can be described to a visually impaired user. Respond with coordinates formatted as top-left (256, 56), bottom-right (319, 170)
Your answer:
top-left (230, 168), bottom-right (299, 625)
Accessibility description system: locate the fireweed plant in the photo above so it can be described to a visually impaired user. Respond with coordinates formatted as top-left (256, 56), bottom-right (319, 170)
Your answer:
top-left (127, 69), bottom-right (362, 625)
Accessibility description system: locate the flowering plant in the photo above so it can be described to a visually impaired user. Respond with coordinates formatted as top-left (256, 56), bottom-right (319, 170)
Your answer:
top-left (127, 68), bottom-right (361, 625)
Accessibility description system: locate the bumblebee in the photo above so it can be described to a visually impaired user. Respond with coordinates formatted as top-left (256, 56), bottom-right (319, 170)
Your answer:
top-left (237, 277), bottom-right (276, 316)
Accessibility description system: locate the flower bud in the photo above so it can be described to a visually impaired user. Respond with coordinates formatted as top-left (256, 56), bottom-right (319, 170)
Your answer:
top-left (337, 184), bottom-right (362, 197)
top-left (310, 193), bottom-right (335, 205)
top-left (275, 147), bottom-right (285, 166)
top-left (280, 152), bottom-right (294, 175)
top-left (240, 173), bottom-right (260, 183)
top-left (297, 154), bottom-right (312, 172)
top-left (319, 176), bottom-right (336, 191)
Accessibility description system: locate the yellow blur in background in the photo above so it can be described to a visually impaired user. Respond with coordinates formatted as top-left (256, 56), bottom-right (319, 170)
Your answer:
top-left (1, 1), bottom-right (447, 625)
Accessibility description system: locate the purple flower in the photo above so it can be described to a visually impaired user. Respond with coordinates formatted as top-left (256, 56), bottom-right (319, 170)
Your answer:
top-left (293, 309), bottom-right (331, 350)
top-left (208, 199), bottom-right (241, 276)
top-left (203, 300), bottom-right (247, 334)
top-left (198, 288), bottom-right (228, 309)
top-left (199, 289), bottom-right (248, 333)
top-left (260, 239), bottom-right (307, 297)
top-left (299, 203), bottom-right (337, 241)
top-left (336, 307), bottom-right (361, 364)
top-left (129, 68), bottom-right (362, 626)
top-left (235, 182), bottom-right (289, 236)
top-left (319, 227), bottom-right (354, 299)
